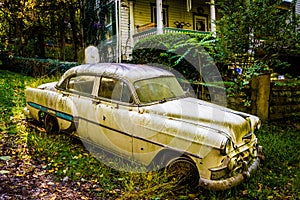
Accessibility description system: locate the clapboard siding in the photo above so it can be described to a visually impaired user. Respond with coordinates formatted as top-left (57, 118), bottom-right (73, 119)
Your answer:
top-left (296, 0), bottom-right (300, 15)
top-left (133, 0), bottom-right (153, 31)
top-left (120, 5), bottom-right (131, 59)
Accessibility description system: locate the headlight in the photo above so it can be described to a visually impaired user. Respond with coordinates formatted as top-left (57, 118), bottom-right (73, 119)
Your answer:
top-left (255, 119), bottom-right (261, 131)
top-left (220, 139), bottom-right (231, 156)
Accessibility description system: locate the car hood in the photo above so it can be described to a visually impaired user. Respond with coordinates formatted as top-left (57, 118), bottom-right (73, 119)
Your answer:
top-left (142, 97), bottom-right (259, 147)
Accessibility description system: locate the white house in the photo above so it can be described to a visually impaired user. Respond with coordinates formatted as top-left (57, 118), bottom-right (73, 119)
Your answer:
top-left (95, 0), bottom-right (217, 62)
top-left (94, 0), bottom-right (298, 63)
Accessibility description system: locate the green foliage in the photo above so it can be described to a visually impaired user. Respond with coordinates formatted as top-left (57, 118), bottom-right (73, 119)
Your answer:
top-left (0, 71), bottom-right (29, 126)
top-left (0, 0), bottom-right (81, 61)
top-left (2, 57), bottom-right (77, 77)
top-left (132, 32), bottom-right (216, 81)
top-left (253, 121), bottom-right (300, 199)
top-left (215, 0), bottom-right (300, 73)
top-left (273, 80), bottom-right (300, 87)
top-left (214, 0), bottom-right (300, 107)
top-left (224, 62), bottom-right (270, 109)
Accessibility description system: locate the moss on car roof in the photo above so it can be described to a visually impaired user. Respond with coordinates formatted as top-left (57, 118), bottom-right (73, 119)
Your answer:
top-left (62, 63), bottom-right (174, 83)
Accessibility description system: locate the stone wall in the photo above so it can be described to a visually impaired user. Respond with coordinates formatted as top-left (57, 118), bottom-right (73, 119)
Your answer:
top-left (269, 84), bottom-right (300, 120)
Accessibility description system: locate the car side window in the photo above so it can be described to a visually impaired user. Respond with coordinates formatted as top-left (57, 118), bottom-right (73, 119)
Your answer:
top-left (98, 77), bottom-right (117, 99)
top-left (99, 77), bottom-right (133, 104)
top-left (67, 75), bottom-right (95, 95)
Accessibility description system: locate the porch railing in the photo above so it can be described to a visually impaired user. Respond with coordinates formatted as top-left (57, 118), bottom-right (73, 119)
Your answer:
top-left (133, 28), bottom-right (158, 44)
top-left (133, 27), bottom-right (210, 44)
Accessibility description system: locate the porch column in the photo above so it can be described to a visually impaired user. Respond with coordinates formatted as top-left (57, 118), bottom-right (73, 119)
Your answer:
top-left (115, 0), bottom-right (121, 62)
top-left (156, 0), bottom-right (163, 34)
top-left (129, 0), bottom-right (135, 47)
top-left (210, 0), bottom-right (216, 36)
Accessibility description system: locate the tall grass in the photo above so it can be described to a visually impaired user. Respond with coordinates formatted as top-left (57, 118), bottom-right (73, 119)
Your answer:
top-left (1, 70), bottom-right (299, 199)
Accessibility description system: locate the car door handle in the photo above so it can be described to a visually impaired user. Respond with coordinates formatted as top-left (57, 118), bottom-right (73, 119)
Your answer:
top-left (62, 93), bottom-right (69, 97)
top-left (92, 99), bottom-right (101, 105)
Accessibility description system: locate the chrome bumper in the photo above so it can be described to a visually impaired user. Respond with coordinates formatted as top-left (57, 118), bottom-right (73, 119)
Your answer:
top-left (199, 145), bottom-right (263, 190)
top-left (24, 107), bottom-right (31, 116)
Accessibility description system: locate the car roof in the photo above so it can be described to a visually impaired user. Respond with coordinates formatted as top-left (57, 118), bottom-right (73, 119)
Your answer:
top-left (62, 63), bottom-right (175, 83)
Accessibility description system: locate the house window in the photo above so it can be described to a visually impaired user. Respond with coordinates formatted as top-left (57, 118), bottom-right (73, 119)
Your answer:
top-left (103, 2), bottom-right (116, 41)
top-left (193, 14), bottom-right (208, 32)
top-left (105, 10), bottom-right (112, 26)
top-left (151, 3), bottom-right (169, 27)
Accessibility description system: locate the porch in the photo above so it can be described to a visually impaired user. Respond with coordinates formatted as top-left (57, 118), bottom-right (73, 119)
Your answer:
top-left (122, 0), bottom-right (216, 59)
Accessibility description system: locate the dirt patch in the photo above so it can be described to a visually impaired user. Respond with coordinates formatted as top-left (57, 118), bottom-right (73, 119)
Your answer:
top-left (0, 127), bottom-right (99, 199)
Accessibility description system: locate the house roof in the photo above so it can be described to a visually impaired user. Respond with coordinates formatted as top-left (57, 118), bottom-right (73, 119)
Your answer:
top-left (62, 63), bottom-right (174, 83)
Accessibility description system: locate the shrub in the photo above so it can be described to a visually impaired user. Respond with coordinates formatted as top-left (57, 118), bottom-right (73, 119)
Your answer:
top-left (2, 56), bottom-right (78, 77)
top-left (131, 32), bottom-right (215, 81)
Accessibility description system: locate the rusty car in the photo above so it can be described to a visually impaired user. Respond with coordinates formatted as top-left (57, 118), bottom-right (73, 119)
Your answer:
top-left (24, 63), bottom-right (264, 190)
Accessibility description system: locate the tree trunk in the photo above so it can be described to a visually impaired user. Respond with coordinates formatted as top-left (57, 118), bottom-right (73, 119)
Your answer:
top-left (17, 18), bottom-right (23, 56)
top-left (36, 20), bottom-right (46, 58)
top-left (69, 5), bottom-right (79, 61)
top-left (59, 15), bottom-right (66, 61)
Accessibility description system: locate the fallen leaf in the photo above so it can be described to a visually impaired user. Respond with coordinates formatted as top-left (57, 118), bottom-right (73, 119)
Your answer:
top-left (0, 156), bottom-right (11, 161)
top-left (0, 170), bottom-right (10, 174)
top-left (47, 181), bottom-right (55, 185)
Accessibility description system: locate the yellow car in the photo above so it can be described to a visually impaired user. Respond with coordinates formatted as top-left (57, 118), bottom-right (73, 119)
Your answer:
top-left (25, 63), bottom-right (264, 190)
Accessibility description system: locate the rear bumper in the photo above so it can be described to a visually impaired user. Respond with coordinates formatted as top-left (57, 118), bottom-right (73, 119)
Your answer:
top-left (24, 106), bottom-right (31, 117)
top-left (199, 145), bottom-right (263, 190)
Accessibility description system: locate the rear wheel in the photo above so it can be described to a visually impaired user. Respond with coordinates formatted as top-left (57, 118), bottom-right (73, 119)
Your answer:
top-left (44, 114), bottom-right (59, 134)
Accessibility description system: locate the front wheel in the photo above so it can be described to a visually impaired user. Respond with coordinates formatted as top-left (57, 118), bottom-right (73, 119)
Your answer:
top-left (165, 157), bottom-right (200, 188)
top-left (44, 114), bottom-right (59, 134)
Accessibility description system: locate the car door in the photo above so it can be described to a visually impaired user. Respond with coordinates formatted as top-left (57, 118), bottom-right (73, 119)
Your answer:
top-left (60, 74), bottom-right (98, 140)
top-left (88, 76), bottom-right (134, 158)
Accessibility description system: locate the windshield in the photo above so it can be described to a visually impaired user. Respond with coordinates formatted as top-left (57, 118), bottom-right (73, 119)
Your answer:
top-left (134, 76), bottom-right (185, 104)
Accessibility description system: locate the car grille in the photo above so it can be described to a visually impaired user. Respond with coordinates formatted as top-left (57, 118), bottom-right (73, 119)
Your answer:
top-left (210, 143), bottom-right (258, 180)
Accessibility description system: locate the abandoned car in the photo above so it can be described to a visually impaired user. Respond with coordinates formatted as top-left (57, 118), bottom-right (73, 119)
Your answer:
top-left (24, 63), bottom-right (264, 190)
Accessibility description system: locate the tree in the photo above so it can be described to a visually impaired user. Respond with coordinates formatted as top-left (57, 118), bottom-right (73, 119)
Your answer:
top-left (0, 0), bottom-right (82, 61)
top-left (0, 0), bottom-right (28, 55)
top-left (215, 0), bottom-right (300, 73)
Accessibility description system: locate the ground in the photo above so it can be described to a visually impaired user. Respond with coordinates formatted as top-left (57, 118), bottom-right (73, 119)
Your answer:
top-left (1, 117), bottom-right (300, 199)
top-left (0, 120), bottom-right (99, 199)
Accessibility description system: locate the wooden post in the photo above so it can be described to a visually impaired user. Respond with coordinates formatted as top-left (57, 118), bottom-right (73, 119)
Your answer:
top-left (251, 74), bottom-right (271, 121)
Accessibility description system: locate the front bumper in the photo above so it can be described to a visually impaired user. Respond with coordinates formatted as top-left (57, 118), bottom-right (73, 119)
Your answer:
top-left (199, 145), bottom-right (263, 190)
